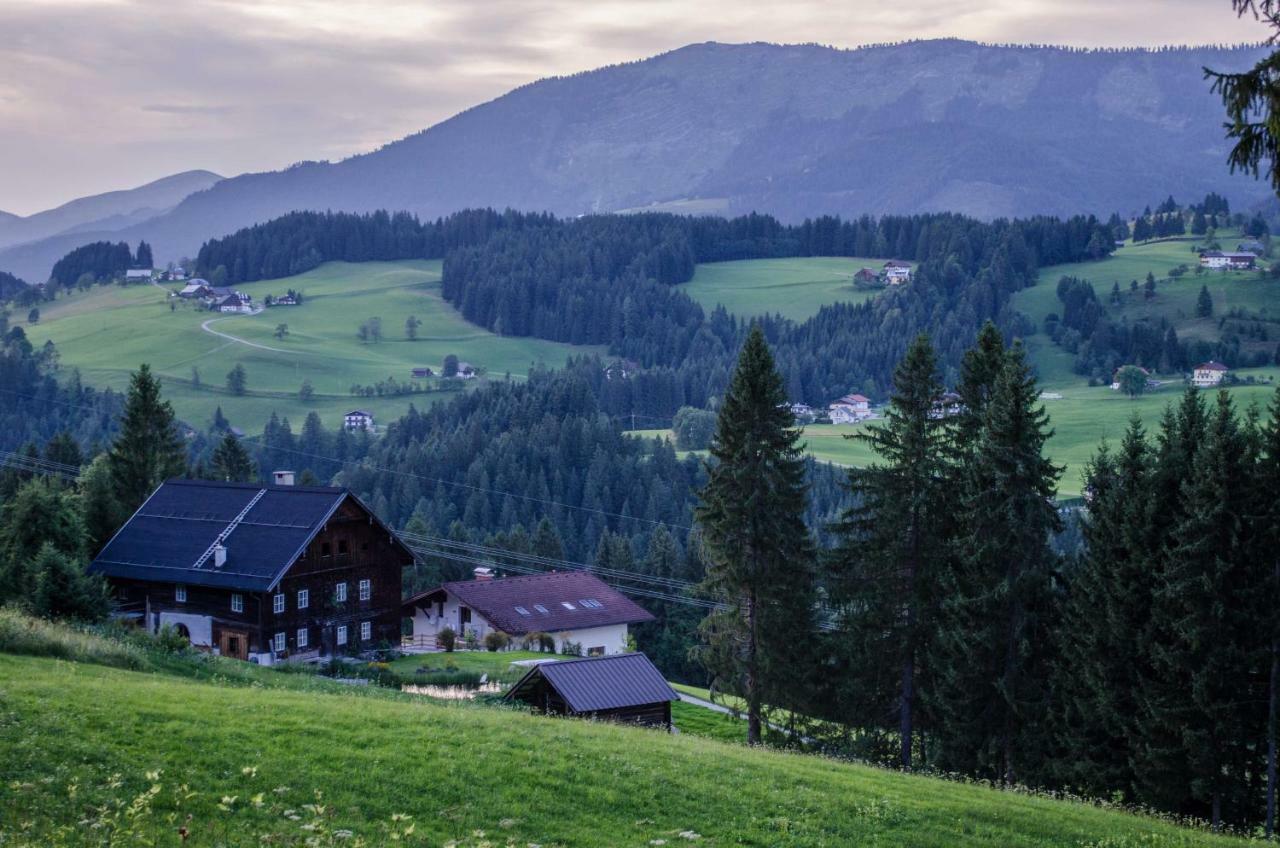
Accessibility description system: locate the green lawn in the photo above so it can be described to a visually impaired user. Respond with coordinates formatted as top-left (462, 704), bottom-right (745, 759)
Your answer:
top-left (681, 256), bottom-right (894, 321)
top-left (26, 261), bottom-right (602, 434)
top-left (388, 648), bottom-right (554, 683)
top-left (1, 650), bottom-right (1246, 847)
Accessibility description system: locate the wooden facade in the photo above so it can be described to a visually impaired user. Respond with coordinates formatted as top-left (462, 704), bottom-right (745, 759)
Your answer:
top-left (95, 481), bottom-right (411, 663)
top-left (509, 674), bottom-right (674, 728)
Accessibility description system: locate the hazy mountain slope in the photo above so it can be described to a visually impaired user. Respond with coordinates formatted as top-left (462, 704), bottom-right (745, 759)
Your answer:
top-left (0, 170), bottom-right (222, 251)
top-left (4, 40), bottom-right (1272, 282)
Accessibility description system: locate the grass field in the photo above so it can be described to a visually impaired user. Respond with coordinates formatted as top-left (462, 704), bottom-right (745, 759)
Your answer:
top-left (26, 261), bottom-right (602, 434)
top-left (1, 641), bottom-right (1246, 847)
top-left (680, 256), bottom-right (895, 321)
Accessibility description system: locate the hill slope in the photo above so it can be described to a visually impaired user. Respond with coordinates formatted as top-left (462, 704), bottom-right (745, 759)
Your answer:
top-left (0, 649), bottom-right (1243, 847)
top-left (0, 170), bottom-right (222, 254)
top-left (3, 40), bottom-right (1271, 283)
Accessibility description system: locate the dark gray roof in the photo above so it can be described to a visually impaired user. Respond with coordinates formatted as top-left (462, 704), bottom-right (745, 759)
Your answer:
top-left (406, 571), bottom-right (654, 635)
top-left (88, 479), bottom-right (409, 592)
top-left (505, 653), bottom-right (678, 713)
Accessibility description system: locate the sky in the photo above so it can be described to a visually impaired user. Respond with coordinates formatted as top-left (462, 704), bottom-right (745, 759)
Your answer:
top-left (0, 0), bottom-right (1269, 216)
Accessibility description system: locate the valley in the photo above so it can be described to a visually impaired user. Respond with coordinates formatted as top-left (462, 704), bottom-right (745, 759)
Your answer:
top-left (26, 260), bottom-right (603, 433)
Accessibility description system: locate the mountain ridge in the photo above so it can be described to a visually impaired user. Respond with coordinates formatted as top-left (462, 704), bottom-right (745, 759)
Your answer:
top-left (1, 40), bottom-right (1272, 282)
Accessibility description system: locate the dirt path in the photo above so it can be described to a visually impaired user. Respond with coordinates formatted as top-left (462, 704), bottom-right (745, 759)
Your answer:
top-left (200, 311), bottom-right (294, 354)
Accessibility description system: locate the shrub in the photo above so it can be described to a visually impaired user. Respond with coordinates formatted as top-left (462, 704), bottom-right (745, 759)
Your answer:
top-left (0, 606), bottom-right (147, 670)
top-left (560, 640), bottom-right (583, 657)
top-left (523, 631), bottom-right (556, 652)
top-left (438, 626), bottom-right (456, 652)
top-left (484, 631), bottom-right (510, 652)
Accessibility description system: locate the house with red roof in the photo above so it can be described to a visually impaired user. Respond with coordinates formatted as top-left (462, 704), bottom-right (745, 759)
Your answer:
top-left (829, 393), bottom-right (872, 424)
top-left (402, 569), bottom-right (654, 656)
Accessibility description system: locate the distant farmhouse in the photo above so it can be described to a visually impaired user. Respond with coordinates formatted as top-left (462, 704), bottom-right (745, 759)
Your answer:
top-left (403, 569), bottom-right (655, 655)
top-left (344, 410), bottom-right (375, 432)
top-left (853, 267), bottom-right (879, 284)
top-left (178, 279), bottom-right (213, 298)
top-left (931, 391), bottom-right (964, 419)
top-left (883, 260), bottom-right (912, 285)
top-left (604, 359), bottom-right (640, 381)
top-left (410, 366), bottom-right (435, 379)
top-left (505, 652), bottom-right (680, 729)
top-left (829, 393), bottom-right (872, 424)
top-left (1199, 250), bottom-right (1256, 270)
top-left (1238, 240), bottom-right (1266, 255)
top-left (87, 478), bottom-right (413, 662)
top-left (456, 361), bottom-right (478, 379)
top-left (788, 402), bottom-right (815, 422)
top-left (1192, 360), bottom-right (1229, 387)
top-left (217, 293), bottom-right (253, 314)
top-left (125, 268), bottom-right (153, 282)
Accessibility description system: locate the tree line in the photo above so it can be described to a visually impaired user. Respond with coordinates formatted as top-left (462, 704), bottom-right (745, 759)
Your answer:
top-left (696, 318), bottom-right (1280, 833)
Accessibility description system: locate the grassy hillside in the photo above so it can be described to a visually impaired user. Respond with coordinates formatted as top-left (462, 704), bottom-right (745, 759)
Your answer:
top-left (0, 645), bottom-right (1244, 847)
top-left (25, 261), bottom-right (602, 433)
top-left (680, 256), bottom-right (891, 321)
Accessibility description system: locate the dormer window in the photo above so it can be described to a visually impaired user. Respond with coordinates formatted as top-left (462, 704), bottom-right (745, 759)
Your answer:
top-left (561, 601), bottom-right (576, 610)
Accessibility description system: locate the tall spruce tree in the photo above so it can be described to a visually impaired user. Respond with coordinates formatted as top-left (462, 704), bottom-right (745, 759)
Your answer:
top-left (695, 324), bottom-right (817, 744)
top-left (107, 364), bottom-right (187, 513)
top-left (829, 334), bottom-right (949, 768)
top-left (210, 432), bottom-right (257, 482)
top-left (1260, 388), bottom-right (1280, 837)
top-left (931, 341), bottom-right (1062, 784)
top-left (1146, 392), bottom-right (1264, 828)
top-left (1054, 417), bottom-right (1154, 798)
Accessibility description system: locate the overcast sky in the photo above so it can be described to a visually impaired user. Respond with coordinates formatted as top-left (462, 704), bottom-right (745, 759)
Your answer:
top-left (0, 0), bottom-right (1268, 216)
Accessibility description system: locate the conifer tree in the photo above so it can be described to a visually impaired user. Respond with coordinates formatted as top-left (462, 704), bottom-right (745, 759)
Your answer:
top-left (695, 324), bottom-right (817, 743)
top-left (1260, 388), bottom-right (1280, 837)
top-left (931, 342), bottom-right (1062, 784)
top-left (952, 321), bottom-right (1006, 457)
top-left (107, 364), bottom-right (186, 514)
top-left (30, 542), bottom-right (108, 621)
top-left (210, 432), bottom-right (257, 482)
top-left (78, 454), bottom-right (123, 557)
top-left (829, 333), bottom-right (948, 769)
top-left (1054, 417), bottom-right (1153, 798)
top-left (1145, 392), bottom-right (1264, 828)
top-left (0, 478), bottom-right (86, 603)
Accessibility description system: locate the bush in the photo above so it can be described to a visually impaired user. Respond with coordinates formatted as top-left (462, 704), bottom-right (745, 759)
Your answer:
top-left (560, 640), bottom-right (583, 657)
top-left (484, 631), bottom-right (510, 652)
top-left (523, 631), bottom-right (555, 652)
top-left (438, 626), bottom-right (456, 652)
top-left (0, 606), bottom-right (147, 670)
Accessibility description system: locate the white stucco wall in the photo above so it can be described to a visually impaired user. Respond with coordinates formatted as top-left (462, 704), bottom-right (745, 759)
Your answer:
top-left (156, 611), bottom-right (213, 647)
top-left (409, 592), bottom-right (632, 655)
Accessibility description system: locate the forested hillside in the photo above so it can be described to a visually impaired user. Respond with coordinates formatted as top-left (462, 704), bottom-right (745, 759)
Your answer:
top-left (196, 207), bottom-right (1114, 408)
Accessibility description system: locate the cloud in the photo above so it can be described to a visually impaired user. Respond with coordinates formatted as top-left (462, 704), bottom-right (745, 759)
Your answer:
top-left (0, 0), bottom-right (1268, 215)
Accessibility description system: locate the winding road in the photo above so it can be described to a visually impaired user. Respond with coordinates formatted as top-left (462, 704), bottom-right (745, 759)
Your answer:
top-left (200, 311), bottom-right (294, 354)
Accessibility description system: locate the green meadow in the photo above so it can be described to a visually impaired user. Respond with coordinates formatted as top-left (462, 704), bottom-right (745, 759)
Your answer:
top-left (1, 616), bottom-right (1247, 847)
top-left (25, 261), bottom-right (602, 433)
top-left (680, 256), bottom-right (892, 321)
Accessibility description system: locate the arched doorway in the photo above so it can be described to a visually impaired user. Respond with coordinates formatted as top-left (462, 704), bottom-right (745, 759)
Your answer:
top-left (174, 623), bottom-right (191, 641)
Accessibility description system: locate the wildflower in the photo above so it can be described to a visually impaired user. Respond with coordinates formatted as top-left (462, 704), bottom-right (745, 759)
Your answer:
top-left (178, 826), bottom-right (190, 841)
top-left (251, 792), bottom-right (266, 808)
top-left (146, 770), bottom-right (162, 781)
top-left (678, 832), bottom-right (701, 840)
top-left (499, 818), bottom-right (517, 829)
top-left (242, 766), bottom-right (259, 778)
top-left (334, 830), bottom-right (354, 839)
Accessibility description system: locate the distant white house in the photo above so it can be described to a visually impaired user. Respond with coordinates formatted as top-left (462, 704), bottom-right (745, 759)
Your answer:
top-left (1192, 361), bottom-right (1229, 387)
top-left (1199, 251), bottom-right (1256, 270)
top-left (883, 260), bottom-right (912, 285)
top-left (829, 393), bottom-right (872, 424)
top-left (125, 268), bottom-right (153, 281)
top-left (456, 361), bottom-right (478, 379)
top-left (788, 402), bottom-right (814, 421)
top-left (344, 410), bottom-right (374, 432)
top-left (931, 391), bottom-right (964, 418)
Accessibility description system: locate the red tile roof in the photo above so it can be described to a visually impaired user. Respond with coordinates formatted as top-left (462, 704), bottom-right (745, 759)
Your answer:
top-left (1196, 361), bottom-right (1229, 372)
top-left (405, 571), bottom-right (655, 635)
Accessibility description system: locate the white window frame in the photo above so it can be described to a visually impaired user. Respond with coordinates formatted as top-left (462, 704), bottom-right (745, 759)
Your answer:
top-left (358, 579), bottom-right (371, 601)
top-left (175, 585), bottom-right (187, 603)
top-left (296, 627), bottom-right (308, 649)
top-left (360, 621), bottom-right (371, 641)
top-left (273, 593), bottom-right (285, 614)
top-left (231, 593), bottom-right (243, 613)
top-left (297, 589), bottom-right (309, 610)
top-left (335, 582), bottom-right (347, 603)
top-left (273, 632), bottom-right (286, 653)
top-left (336, 624), bottom-right (348, 646)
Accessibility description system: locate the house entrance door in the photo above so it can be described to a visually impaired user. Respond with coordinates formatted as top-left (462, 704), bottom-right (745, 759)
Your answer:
top-left (219, 630), bottom-right (249, 660)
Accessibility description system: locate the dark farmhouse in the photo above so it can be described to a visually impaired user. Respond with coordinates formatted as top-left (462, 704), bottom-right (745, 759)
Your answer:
top-left (504, 653), bottom-right (679, 729)
top-left (88, 479), bottom-right (414, 663)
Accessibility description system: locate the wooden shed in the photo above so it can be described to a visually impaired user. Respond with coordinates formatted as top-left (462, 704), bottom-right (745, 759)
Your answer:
top-left (504, 653), bottom-right (679, 730)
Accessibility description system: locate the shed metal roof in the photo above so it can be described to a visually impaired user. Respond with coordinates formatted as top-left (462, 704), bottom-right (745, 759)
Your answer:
top-left (505, 652), bottom-right (678, 713)
top-left (88, 479), bottom-right (411, 592)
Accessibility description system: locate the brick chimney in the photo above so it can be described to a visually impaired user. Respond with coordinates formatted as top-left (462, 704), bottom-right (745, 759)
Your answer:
top-left (473, 566), bottom-right (494, 582)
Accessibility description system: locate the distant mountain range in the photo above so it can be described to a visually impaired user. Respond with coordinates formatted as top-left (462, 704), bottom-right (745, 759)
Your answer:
top-left (2, 40), bottom-right (1273, 283)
